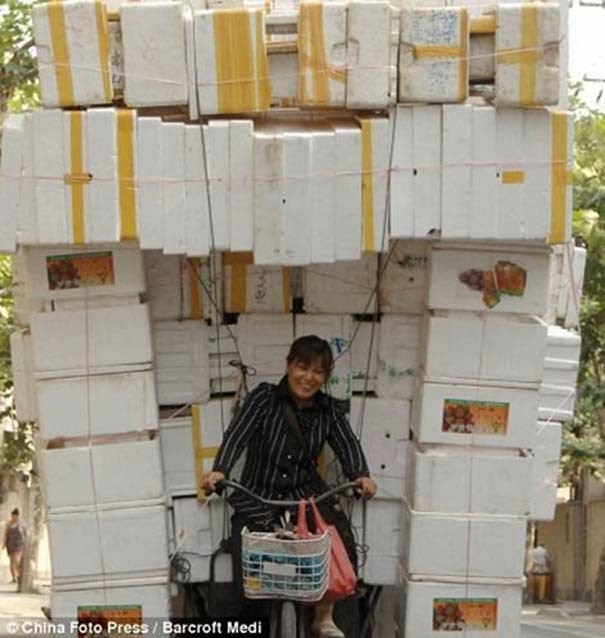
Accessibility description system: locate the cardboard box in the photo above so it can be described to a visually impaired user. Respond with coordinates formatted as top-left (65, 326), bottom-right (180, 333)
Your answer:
top-left (42, 439), bottom-right (164, 511)
top-left (303, 256), bottom-right (378, 314)
top-left (399, 578), bottom-right (522, 638)
top-left (121, 1), bottom-right (188, 107)
top-left (193, 8), bottom-right (271, 115)
top-left (414, 381), bottom-right (539, 449)
top-left (428, 244), bottom-right (551, 315)
top-left (391, 106), bottom-right (441, 239)
top-left (495, 3), bottom-right (560, 107)
top-left (36, 369), bottom-right (158, 440)
top-left (33, 0), bottom-right (113, 108)
top-left (31, 304), bottom-right (153, 378)
top-left (379, 241), bottom-right (429, 314)
top-left (49, 505), bottom-right (169, 583)
top-left (137, 117), bottom-right (163, 250)
top-left (423, 313), bottom-right (547, 386)
top-left (153, 320), bottom-right (210, 406)
top-left (530, 421), bottom-right (562, 521)
top-left (376, 316), bottom-right (422, 401)
top-left (298, 1), bottom-right (347, 108)
top-left (350, 397), bottom-right (410, 500)
top-left (399, 7), bottom-right (469, 103)
top-left (346, 1), bottom-right (397, 108)
top-left (409, 445), bottom-right (533, 516)
top-left (403, 508), bottom-right (526, 579)
top-left (23, 246), bottom-right (144, 302)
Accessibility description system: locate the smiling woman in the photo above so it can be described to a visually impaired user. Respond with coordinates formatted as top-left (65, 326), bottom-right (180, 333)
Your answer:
top-left (202, 335), bottom-right (377, 637)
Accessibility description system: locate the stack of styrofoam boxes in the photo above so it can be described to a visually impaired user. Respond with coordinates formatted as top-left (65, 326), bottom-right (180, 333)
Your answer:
top-left (396, 242), bottom-right (552, 638)
top-left (547, 244), bottom-right (587, 329)
top-left (17, 245), bottom-right (172, 620)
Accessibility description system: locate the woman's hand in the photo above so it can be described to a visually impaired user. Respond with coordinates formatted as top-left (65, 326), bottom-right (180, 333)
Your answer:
top-left (355, 476), bottom-right (377, 499)
top-left (202, 470), bottom-right (225, 494)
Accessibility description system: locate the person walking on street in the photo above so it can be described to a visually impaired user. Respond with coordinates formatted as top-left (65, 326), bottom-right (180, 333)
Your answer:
top-left (2, 508), bottom-right (26, 584)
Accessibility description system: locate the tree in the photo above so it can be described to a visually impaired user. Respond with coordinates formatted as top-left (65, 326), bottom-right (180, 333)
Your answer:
top-left (560, 85), bottom-right (605, 497)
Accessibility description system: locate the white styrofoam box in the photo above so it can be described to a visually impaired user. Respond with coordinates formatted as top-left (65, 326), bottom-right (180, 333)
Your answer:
top-left (469, 33), bottom-right (495, 82)
top-left (49, 505), bottom-right (169, 583)
top-left (42, 439), bottom-right (164, 511)
top-left (145, 252), bottom-right (206, 321)
top-left (12, 251), bottom-right (46, 327)
top-left (531, 421), bottom-right (562, 521)
top-left (414, 381), bottom-right (539, 449)
top-left (161, 122), bottom-right (186, 255)
top-left (33, 109), bottom-right (68, 244)
top-left (208, 323), bottom-right (240, 393)
top-left (403, 509), bottom-right (526, 579)
top-left (185, 8), bottom-right (199, 120)
top-left (282, 131), bottom-right (313, 265)
top-left (121, 1), bottom-right (188, 107)
top-left (563, 245), bottom-right (586, 328)
top-left (298, 1), bottom-right (347, 108)
top-left (185, 125), bottom-right (210, 258)
top-left (23, 246), bottom-right (144, 301)
top-left (428, 244), bottom-right (551, 315)
top-left (376, 316), bottom-right (421, 401)
top-left (545, 324), bottom-right (581, 362)
top-left (153, 320), bottom-right (210, 406)
top-left (391, 106), bottom-right (441, 240)
top-left (359, 118), bottom-right (390, 253)
top-left (0, 114), bottom-right (24, 253)
top-left (538, 384), bottom-right (575, 422)
top-left (542, 357), bottom-right (578, 388)
top-left (268, 50), bottom-right (298, 108)
top-left (223, 255), bottom-right (292, 313)
top-left (204, 120), bottom-right (231, 251)
top-left (379, 241), bottom-right (429, 314)
top-left (193, 8), bottom-right (271, 115)
top-left (137, 117), bottom-right (163, 250)
top-left (17, 113), bottom-right (37, 246)
top-left (159, 399), bottom-right (233, 496)
top-left (399, 578), bottom-right (522, 638)
top-left (253, 124), bottom-right (283, 265)
top-left (551, 245), bottom-right (587, 329)
top-left (239, 314), bottom-right (293, 388)
top-left (36, 369), bottom-right (158, 439)
top-left (423, 313), bottom-right (547, 386)
top-left (409, 445), bottom-right (533, 516)
top-left (172, 497), bottom-right (228, 582)
top-left (330, 120), bottom-right (362, 261)
top-left (346, 1), bottom-right (397, 108)
top-left (50, 582), bottom-right (171, 620)
top-left (350, 397), bottom-right (410, 500)
top-left (310, 126), bottom-right (336, 265)
top-left (351, 320), bottom-right (378, 393)
top-left (295, 315), bottom-right (352, 400)
top-left (10, 331), bottom-right (37, 423)
top-left (229, 120), bottom-right (254, 252)
top-left (31, 304), bottom-right (152, 378)
top-left (32, 0), bottom-right (113, 108)
top-left (399, 7), bottom-right (469, 103)
top-left (495, 2), bottom-right (560, 107)
top-left (352, 499), bottom-right (401, 585)
top-left (303, 255), bottom-right (377, 314)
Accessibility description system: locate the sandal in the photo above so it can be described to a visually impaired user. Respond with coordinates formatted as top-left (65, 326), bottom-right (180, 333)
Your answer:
top-left (311, 620), bottom-right (345, 638)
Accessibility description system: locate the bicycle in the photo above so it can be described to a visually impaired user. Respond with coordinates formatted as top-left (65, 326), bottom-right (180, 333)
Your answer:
top-left (218, 479), bottom-right (358, 638)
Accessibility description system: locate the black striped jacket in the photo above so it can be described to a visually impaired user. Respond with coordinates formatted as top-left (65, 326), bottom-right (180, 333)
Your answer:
top-left (212, 377), bottom-right (370, 526)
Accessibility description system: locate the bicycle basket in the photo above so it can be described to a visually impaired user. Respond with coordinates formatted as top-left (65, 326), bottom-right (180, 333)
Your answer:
top-left (241, 528), bottom-right (330, 602)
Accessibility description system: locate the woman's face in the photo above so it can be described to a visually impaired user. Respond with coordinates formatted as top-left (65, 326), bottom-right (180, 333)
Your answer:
top-left (287, 358), bottom-right (328, 402)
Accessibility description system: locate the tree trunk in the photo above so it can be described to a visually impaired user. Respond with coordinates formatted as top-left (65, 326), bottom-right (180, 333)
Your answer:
top-left (593, 546), bottom-right (605, 614)
top-left (18, 467), bottom-right (43, 594)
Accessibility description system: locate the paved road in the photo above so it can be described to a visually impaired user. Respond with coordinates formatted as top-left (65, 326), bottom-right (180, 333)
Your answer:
top-left (522, 615), bottom-right (605, 638)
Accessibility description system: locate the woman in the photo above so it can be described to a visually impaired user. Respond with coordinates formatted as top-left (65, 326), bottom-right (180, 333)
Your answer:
top-left (3, 508), bottom-right (26, 584)
top-left (203, 335), bottom-right (377, 638)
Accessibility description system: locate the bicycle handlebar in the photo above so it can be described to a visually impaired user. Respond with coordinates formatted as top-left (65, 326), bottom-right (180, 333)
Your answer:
top-left (216, 479), bottom-right (358, 508)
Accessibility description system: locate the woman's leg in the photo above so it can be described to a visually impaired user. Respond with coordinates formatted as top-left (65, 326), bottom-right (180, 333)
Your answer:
top-left (8, 552), bottom-right (17, 583)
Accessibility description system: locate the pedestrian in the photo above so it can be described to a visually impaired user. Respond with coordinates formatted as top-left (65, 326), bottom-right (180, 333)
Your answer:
top-left (532, 538), bottom-right (552, 603)
top-left (202, 335), bottom-right (377, 638)
top-left (2, 508), bottom-right (26, 584)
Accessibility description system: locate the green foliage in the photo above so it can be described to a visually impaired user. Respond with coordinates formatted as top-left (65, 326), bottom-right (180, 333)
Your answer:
top-left (561, 86), bottom-right (605, 494)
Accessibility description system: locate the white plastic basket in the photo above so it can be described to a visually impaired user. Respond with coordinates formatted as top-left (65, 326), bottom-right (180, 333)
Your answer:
top-left (241, 528), bottom-right (330, 602)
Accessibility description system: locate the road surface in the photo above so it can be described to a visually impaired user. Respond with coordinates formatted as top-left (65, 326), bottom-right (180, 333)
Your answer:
top-left (522, 614), bottom-right (605, 638)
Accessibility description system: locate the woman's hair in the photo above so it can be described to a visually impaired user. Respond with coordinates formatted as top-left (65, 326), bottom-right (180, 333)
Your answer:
top-left (287, 335), bottom-right (334, 376)
top-left (11, 508), bottom-right (19, 516)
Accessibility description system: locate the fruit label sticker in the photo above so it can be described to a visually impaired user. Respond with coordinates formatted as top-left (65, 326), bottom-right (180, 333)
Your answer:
top-left (77, 605), bottom-right (143, 636)
top-left (433, 598), bottom-right (498, 631)
top-left (458, 261), bottom-right (527, 309)
top-left (442, 399), bottom-right (509, 435)
top-left (46, 252), bottom-right (115, 290)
